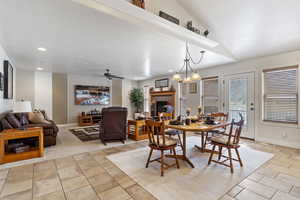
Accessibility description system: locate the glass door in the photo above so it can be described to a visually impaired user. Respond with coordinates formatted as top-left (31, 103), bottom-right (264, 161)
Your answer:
top-left (224, 72), bottom-right (255, 139)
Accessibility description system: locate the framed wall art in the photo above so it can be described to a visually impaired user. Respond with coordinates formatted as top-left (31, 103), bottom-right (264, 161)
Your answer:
top-left (3, 60), bottom-right (13, 99)
top-left (155, 78), bottom-right (169, 88)
top-left (0, 72), bottom-right (3, 91)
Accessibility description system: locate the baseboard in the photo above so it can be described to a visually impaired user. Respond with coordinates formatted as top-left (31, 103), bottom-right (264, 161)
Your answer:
top-left (256, 137), bottom-right (300, 149)
top-left (57, 123), bottom-right (77, 128)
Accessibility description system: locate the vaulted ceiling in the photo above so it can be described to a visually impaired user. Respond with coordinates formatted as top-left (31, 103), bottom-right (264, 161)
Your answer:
top-left (0, 0), bottom-right (300, 80)
top-left (178, 0), bottom-right (300, 59)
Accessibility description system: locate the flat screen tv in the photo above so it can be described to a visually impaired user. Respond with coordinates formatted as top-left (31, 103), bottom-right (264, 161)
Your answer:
top-left (75, 85), bottom-right (110, 105)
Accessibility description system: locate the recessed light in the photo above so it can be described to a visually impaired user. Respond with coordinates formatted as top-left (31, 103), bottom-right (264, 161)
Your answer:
top-left (37, 47), bottom-right (47, 52)
top-left (36, 67), bottom-right (44, 71)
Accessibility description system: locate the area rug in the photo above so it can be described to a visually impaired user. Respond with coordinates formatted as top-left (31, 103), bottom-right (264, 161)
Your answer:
top-left (69, 126), bottom-right (100, 142)
top-left (107, 136), bottom-right (273, 200)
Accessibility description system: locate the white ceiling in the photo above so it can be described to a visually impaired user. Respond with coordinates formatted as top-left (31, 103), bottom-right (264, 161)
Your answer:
top-left (0, 0), bottom-right (233, 80)
top-left (178, 0), bottom-right (300, 59)
top-left (0, 0), bottom-right (300, 80)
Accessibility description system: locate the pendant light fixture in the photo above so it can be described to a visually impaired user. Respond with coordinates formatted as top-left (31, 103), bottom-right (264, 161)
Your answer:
top-left (172, 43), bottom-right (205, 82)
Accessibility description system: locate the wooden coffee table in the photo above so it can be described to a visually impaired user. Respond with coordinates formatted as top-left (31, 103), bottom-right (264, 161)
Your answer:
top-left (0, 127), bottom-right (44, 164)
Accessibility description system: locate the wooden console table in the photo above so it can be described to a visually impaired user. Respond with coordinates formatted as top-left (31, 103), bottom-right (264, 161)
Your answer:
top-left (79, 114), bottom-right (102, 126)
top-left (127, 120), bottom-right (148, 141)
top-left (0, 127), bottom-right (44, 164)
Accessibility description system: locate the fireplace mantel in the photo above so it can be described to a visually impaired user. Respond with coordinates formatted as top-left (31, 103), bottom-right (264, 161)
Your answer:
top-left (150, 90), bottom-right (176, 117)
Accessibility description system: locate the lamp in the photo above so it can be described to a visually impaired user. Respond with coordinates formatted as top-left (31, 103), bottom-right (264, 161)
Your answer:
top-left (172, 43), bottom-right (204, 83)
top-left (13, 101), bottom-right (32, 130)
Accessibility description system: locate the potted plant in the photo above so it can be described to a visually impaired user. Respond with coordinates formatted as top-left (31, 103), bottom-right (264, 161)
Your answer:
top-left (129, 88), bottom-right (144, 119)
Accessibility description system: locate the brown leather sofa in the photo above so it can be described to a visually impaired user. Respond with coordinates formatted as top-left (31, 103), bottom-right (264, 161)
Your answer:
top-left (0, 112), bottom-right (58, 147)
top-left (99, 107), bottom-right (128, 145)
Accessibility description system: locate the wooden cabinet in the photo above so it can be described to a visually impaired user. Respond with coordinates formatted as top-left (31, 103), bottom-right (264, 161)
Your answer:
top-left (78, 115), bottom-right (102, 126)
top-left (0, 127), bottom-right (44, 164)
top-left (128, 120), bottom-right (148, 141)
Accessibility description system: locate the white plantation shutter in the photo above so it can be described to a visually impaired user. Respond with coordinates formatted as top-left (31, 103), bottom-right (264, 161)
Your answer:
top-left (143, 86), bottom-right (150, 112)
top-left (263, 66), bottom-right (298, 123)
top-left (202, 77), bottom-right (219, 114)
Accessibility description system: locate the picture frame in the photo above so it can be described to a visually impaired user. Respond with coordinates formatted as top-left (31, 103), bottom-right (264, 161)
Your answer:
top-left (3, 60), bottom-right (13, 99)
top-left (159, 11), bottom-right (180, 25)
top-left (189, 82), bottom-right (198, 94)
top-left (0, 72), bottom-right (3, 91)
top-left (155, 78), bottom-right (169, 88)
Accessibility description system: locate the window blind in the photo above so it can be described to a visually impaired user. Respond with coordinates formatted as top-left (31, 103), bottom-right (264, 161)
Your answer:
top-left (263, 67), bottom-right (298, 123)
top-left (202, 77), bottom-right (219, 114)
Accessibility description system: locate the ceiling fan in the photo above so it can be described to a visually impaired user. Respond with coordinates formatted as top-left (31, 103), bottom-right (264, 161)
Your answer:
top-left (104, 69), bottom-right (124, 80)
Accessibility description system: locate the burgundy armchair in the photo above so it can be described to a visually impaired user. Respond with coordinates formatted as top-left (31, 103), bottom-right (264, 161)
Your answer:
top-left (99, 107), bottom-right (128, 145)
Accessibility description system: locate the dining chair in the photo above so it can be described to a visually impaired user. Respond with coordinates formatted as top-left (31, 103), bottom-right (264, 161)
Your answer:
top-left (145, 120), bottom-right (180, 176)
top-left (209, 112), bottom-right (229, 135)
top-left (208, 114), bottom-right (244, 173)
top-left (159, 112), bottom-right (184, 151)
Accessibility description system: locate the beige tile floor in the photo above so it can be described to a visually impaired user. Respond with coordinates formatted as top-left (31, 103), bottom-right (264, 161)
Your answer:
top-left (0, 128), bottom-right (299, 200)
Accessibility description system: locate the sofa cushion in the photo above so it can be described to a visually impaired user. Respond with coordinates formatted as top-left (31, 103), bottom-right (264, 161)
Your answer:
top-left (15, 113), bottom-right (29, 125)
top-left (28, 112), bottom-right (51, 124)
top-left (5, 113), bottom-right (21, 128)
top-left (1, 118), bottom-right (13, 129)
top-left (0, 121), bottom-right (3, 132)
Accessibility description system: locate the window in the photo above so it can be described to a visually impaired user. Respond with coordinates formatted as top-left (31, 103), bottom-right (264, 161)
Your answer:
top-left (143, 86), bottom-right (150, 112)
top-left (202, 77), bottom-right (219, 114)
top-left (263, 66), bottom-right (298, 123)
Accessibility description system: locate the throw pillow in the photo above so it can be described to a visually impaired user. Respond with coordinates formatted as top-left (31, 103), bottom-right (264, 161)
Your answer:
top-left (28, 111), bottom-right (51, 124)
top-left (1, 118), bottom-right (13, 129)
top-left (5, 113), bottom-right (21, 128)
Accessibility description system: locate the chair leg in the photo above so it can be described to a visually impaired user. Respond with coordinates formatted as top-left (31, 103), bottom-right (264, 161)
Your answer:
top-left (235, 148), bottom-right (243, 167)
top-left (173, 147), bottom-right (180, 169)
top-left (218, 146), bottom-right (223, 160)
top-left (177, 134), bottom-right (184, 151)
top-left (161, 150), bottom-right (164, 177)
top-left (208, 144), bottom-right (216, 165)
top-left (145, 148), bottom-right (153, 168)
top-left (228, 148), bottom-right (234, 173)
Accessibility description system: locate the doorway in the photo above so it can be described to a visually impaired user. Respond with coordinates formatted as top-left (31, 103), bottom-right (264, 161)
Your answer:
top-left (224, 72), bottom-right (255, 139)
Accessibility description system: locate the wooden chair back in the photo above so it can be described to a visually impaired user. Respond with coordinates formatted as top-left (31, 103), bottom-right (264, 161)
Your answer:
top-left (145, 120), bottom-right (166, 148)
top-left (227, 113), bottom-right (244, 146)
top-left (209, 112), bottom-right (229, 122)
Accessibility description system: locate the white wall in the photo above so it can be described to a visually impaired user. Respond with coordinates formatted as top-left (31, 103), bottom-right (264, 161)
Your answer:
top-left (122, 79), bottom-right (138, 119)
top-left (0, 44), bottom-right (15, 114)
top-left (197, 50), bottom-right (300, 148)
top-left (67, 74), bottom-right (111, 123)
top-left (15, 68), bottom-right (35, 107)
top-left (34, 71), bottom-right (53, 119)
top-left (144, 0), bottom-right (204, 30)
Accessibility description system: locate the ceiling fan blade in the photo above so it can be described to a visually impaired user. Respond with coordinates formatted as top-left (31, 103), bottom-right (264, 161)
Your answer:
top-left (109, 74), bottom-right (124, 79)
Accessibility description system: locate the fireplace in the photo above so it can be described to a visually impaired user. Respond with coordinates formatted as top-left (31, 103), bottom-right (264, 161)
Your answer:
top-left (150, 91), bottom-right (176, 117)
top-left (156, 101), bottom-right (168, 115)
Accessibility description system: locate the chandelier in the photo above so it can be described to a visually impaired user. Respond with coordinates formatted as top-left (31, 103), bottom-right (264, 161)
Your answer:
top-left (172, 43), bottom-right (205, 82)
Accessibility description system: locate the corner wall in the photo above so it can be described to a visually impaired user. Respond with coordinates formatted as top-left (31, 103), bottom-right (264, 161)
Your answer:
top-left (198, 51), bottom-right (300, 148)
top-left (0, 44), bottom-right (15, 114)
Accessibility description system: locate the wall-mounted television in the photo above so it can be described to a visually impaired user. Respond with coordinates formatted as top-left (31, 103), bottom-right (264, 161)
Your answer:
top-left (75, 85), bottom-right (110, 105)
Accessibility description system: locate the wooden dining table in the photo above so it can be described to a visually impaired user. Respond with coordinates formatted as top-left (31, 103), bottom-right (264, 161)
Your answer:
top-left (165, 121), bottom-right (231, 168)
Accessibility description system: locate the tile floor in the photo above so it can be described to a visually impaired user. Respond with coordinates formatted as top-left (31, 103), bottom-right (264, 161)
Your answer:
top-left (0, 128), bottom-right (299, 200)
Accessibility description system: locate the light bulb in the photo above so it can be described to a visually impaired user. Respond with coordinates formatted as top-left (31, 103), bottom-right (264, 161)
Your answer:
top-left (183, 77), bottom-right (191, 83)
top-left (173, 73), bottom-right (181, 81)
top-left (191, 73), bottom-right (201, 80)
